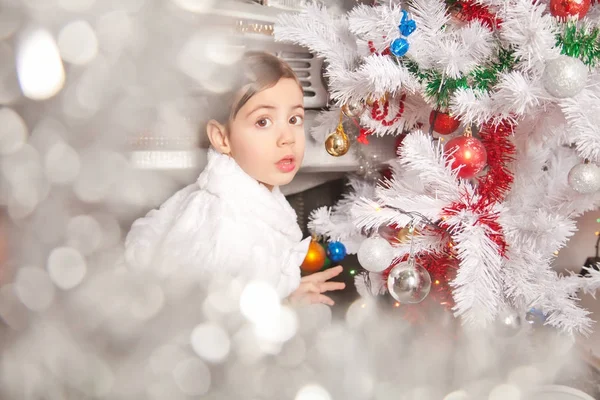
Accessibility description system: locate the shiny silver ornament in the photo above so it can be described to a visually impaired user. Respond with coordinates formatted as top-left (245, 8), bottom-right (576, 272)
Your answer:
top-left (341, 101), bottom-right (365, 118)
top-left (542, 55), bottom-right (588, 98)
top-left (568, 162), bottom-right (600, 194)
top-left (495, 308), bottom-right (522, 337)
top-left (357, 236), bottom-right (394, 273)
top-left (387, 260), bottom-right (431, 304)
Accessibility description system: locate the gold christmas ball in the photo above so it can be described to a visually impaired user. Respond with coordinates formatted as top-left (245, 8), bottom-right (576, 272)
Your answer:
top-left (325, 128), bottom-right (350, 157)
top-left (395, 226), bottom-right (419, 244)
top-left (396, 226), bottom-right (412, 243)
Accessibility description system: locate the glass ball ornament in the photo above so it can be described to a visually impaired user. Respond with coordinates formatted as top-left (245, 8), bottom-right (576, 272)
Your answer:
top-left (390, 37), bottom-right (409, 57)
top-left (495, 308), bottom-right (523, 337)
top-left (379, 224), bottom-right (413, 244)
top-left (300, 239), bottom-right (326, 273)
top-left (326, 241), bottom-right (347, 263)
top-left (542, 55), bottom-right (588, 98)
top-left (550, 0), bottom-right (591, 20)
top-left (395, 226), bottom-right (412, 243)
top-left (525, 308), bottom-right (547, 328)
top-left (341, 101), bottom-right (365, 118)
top-left (429, 110), bottom-right (460, 135)
top-left (444, 136), bottom-right (488, 179)
top-left (568, 162), bottom-right (600, 194)
top-left (325, 127), bottom-right (350, 157)
top-left (387, 259), bottom-right (432, 304)
top-left (357, 236), bottom-right (394, 273)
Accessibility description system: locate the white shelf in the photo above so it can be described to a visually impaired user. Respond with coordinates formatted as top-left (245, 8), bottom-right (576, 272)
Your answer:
top-left (209, 1), bottom-right (295, 23)
top-left (128, 150), bottom-right (206, 170)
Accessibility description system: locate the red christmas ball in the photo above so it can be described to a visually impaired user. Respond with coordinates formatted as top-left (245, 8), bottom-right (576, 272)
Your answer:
top-left (444, 136), bottom-right (488, 179)
top-left (550, 0), bottom-right (591, 20)
top-left (429, 110), bottom-right (460, 135)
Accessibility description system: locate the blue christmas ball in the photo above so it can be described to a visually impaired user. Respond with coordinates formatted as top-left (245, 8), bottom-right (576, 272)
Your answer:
top-left (400, 19), bottom-right (416, 37)
top-left (525, 308), bottom-right (547, 327)
top-left (326, 241), bottom-right (347, 263)
top-left (390, 38), bottom-right (410, 57)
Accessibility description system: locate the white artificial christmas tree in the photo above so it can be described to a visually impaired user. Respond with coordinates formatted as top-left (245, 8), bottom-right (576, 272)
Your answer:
top-left (275, 0), bottom-right (600, 334)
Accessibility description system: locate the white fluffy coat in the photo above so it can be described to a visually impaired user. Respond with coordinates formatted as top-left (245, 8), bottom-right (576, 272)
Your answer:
top-left (124, 149), bottom-right (310, 298)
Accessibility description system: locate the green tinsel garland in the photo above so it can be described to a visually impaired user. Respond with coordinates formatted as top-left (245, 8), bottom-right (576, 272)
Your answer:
top-left (557, 21), bottom-right (600, 67)
top-left (402, 47), bottom-right (515, 109)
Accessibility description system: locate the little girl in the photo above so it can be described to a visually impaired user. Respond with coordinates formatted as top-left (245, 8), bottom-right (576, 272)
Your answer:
top-left (125, 52), bottom-right (344, 305)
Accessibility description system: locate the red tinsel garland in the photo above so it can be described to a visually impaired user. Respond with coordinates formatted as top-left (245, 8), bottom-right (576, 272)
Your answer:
top-left (476, 121), bottom-right (516, 208)
top-left (442, 194), bottom-right (509, 258)
top-left (418, 252), bottom-right (458, 308)
top-left (436, 120), bottom-right (515, 260)
top-left (454, 0), bottom-right (502, 31)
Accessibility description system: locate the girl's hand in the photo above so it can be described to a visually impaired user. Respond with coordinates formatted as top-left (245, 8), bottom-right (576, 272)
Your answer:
top-left (287, 265), bottom-right (346, 306)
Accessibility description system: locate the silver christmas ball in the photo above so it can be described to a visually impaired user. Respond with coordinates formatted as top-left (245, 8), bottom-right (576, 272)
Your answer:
top-left (387, 260), bottom-right (431, 304)
top-left (495, 308), bottom-right (522, 337)
top-left (357, 236), bottom-right (394, 273)
top-left (542, 55), bottom-right (588, 98)
top-left (342, 101), bottom-right (365, 118)
top-left (568, 162), bottom-right (600, 194)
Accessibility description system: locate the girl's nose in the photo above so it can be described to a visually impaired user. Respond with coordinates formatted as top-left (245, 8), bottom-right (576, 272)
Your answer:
top-left (278, 125), bottom-right (296, 146)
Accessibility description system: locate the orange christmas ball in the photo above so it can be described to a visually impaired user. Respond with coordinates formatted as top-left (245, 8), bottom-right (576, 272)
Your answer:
top-left (301, 240), bottom-right (326, 273)
top-left (429, 111), bottom-right (460, 135)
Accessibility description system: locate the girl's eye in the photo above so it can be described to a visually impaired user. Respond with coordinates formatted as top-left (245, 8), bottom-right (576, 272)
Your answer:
top-left (289, 115), bottom-right (304, 126)
top-left (256, 118), bottom-right (272, 128)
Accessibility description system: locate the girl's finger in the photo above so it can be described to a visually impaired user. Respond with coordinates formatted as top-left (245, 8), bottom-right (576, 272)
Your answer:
top-left (309, 293), bottom-right (334, 306)
top-left (319, 281), bottom-right (346, 292)
top-left (300, 282), bottom-right (320, 293)
top-left (301, 265), bottom-right (343, 283)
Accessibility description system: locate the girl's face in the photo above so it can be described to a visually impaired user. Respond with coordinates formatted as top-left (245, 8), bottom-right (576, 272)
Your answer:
top-left (226, 78), bottom-right (306, 190)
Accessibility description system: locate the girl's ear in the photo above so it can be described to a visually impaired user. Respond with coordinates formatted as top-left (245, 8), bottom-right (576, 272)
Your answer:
top-left (206, 119), bottom-right (231, 154)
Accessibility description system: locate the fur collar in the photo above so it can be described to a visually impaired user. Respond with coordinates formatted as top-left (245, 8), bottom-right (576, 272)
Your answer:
top-left (198, 149), bottom-right (303, 243)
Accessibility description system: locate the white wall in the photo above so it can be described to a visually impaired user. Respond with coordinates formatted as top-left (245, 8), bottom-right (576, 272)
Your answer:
top-left (554, 210), bottom-right (600, 272)
top-left (553, 210), bottom-right (600, 357)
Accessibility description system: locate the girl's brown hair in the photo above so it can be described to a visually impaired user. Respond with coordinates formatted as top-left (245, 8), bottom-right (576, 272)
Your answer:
top-left (229, 51), bottom-right (301, 120)
top-left (209, 52), bottom-right (301, 123)
top-left (199, 51), bottom-right (302, 147)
